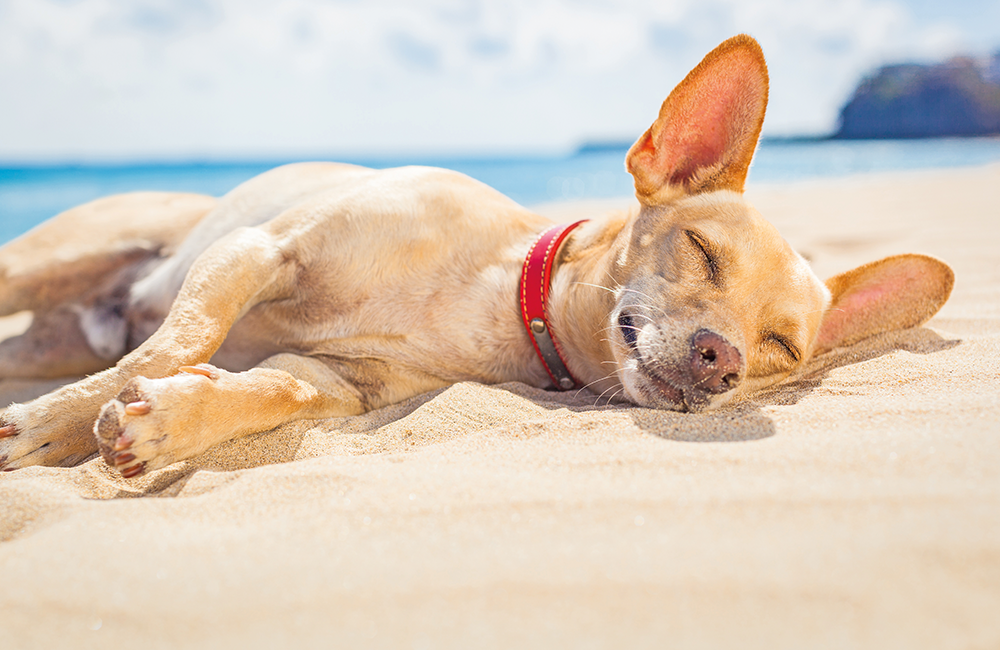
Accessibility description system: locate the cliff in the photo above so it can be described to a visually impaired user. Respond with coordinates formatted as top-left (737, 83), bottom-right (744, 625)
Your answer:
top-left (834, 53), bottom-right (1000, 139)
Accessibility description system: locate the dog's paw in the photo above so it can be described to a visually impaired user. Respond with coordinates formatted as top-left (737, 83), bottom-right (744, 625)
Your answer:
top-left (94, 364), bottom-right (224, 478)
top-left (0, 412), bottom-right (19, 470)
top-left (0, 400), bottom-right (99, 471)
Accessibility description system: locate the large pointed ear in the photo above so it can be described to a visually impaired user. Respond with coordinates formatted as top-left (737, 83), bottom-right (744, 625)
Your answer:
top-left (814, 254), bottom-right (954, 354)
top-left (626, 34), bottom-right (768, 203)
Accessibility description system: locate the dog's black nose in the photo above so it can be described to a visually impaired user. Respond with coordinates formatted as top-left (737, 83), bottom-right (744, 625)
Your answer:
top-left (689, 329), bottom-right (742, 394)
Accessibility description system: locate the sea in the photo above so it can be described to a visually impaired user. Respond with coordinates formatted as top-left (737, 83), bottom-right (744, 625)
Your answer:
top-left (2, 136), bottom-right (999, 245)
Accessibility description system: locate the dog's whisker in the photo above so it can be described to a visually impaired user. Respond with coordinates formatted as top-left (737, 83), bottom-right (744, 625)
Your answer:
top-left (618, 287), bottom-right (660, 305)
top-left (597, 385), bottom-right (626, 406)
top-left (601, 269), bottom-right (623, 290)
top-left (594, 381), bottom-right (623, 405)
top-left (618, 293), bottom-right (671, 320)
top-left (574, 372), bottom-right (621, 398)
top-left (573, 281), bottom-right (615, 295)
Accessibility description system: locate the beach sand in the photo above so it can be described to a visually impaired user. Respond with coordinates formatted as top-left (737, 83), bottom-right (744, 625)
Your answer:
top-left (2, 165), bottom-right (999, 649)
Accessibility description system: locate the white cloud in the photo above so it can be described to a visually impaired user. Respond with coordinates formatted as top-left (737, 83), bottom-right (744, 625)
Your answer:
top-left (0, 0), bottom-right (994, 160)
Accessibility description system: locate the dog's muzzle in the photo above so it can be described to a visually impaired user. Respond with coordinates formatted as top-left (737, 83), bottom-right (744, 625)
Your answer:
top-left (626, 323), bottom-right (744, 411)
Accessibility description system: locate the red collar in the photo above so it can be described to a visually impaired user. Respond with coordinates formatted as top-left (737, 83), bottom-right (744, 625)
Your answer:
top-left (519, 220), bottom-right (588, 390)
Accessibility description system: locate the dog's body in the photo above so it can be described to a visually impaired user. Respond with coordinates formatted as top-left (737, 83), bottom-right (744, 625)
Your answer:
top-left (0, 36), bottom-right (953, 477)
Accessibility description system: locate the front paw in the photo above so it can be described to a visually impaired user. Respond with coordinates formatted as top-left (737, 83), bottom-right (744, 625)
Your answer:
top-left (94, 398), bottom-right (150, 479)
top-left (94, 366), bottom-right (221, 478)
top-left (0, 415), bottom-right (18, 470)
top-left (0, 400), bottom-right (99, 471)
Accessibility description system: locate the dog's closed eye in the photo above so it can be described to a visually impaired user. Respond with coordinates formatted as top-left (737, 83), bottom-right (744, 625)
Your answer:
top-left (764, 332), bottom-right (800, 362)
top-left (685, 230), bottom-right (720, 286)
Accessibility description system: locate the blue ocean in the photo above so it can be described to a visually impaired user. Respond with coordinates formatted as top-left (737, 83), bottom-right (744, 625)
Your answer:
top-left (2, 137), bottom-right (999, 245)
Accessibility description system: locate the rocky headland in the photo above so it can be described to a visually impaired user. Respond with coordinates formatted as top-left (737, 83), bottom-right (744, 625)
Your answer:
top-left (834, 52), bottom-right (1000, 139)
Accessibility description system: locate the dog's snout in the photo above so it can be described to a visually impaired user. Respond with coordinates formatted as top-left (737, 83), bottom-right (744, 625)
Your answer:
top-left (690, 329), bottom-right (742, 394)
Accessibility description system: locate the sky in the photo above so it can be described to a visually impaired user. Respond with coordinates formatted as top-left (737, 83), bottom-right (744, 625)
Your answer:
top-left (1, 0), bottom-right (998, 161)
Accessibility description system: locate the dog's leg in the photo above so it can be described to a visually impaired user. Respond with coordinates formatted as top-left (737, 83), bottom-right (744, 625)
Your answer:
top-left (0, 193), bottom-right (213, 317)
top-left (0, 227), bottom-right (297, 469)
top-left (90, 354), bottom-right (379, 477)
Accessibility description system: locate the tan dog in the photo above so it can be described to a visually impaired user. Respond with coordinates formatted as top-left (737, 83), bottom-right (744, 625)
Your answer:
top-left (0, 35), bottom-right (953, 478)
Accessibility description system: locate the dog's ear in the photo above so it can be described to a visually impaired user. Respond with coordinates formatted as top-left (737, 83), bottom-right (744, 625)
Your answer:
top-left (814, 254), bottom-right (954, 354)
top-left (626, 34), bottom-right (768, 203)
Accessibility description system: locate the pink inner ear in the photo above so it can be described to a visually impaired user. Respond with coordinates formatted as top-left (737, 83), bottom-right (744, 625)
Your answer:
top-left (643, 52), bottom-right (763, 189)
top-left (663, 126), bottom-right (730, 187)
top-left (816, 263), bottom-right (929, 351)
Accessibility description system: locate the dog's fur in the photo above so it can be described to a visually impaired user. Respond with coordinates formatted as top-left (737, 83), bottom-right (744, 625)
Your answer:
top-left (0, 36), bottom-right (953, 477)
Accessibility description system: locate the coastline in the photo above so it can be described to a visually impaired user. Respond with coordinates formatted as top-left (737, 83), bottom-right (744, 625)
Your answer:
top-left (2, 164), bottom-right (1000, 648)
top-left (4, 136), bottom-right (1000, 245)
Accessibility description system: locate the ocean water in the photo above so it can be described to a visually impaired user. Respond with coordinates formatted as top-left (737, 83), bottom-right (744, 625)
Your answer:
top-left (2, 137), bottom-right (999, 245)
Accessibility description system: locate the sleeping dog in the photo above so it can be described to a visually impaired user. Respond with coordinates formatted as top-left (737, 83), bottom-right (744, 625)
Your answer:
top-left (0, 35), bottom-right (953, 477)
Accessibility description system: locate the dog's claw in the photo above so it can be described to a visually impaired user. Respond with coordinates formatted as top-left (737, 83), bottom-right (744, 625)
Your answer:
top-left (113, 452), bottom-right (136, 466)
top-left (0, 424), bottom-right (17, 438)
top-left (178, 365), bottom-right (217, 379)
top-left (113, 434), bottom-right (134, 452)
top-left (124, 401), bottom-right (151, 416)
top-left (120, 462), bottom-right (146, 479)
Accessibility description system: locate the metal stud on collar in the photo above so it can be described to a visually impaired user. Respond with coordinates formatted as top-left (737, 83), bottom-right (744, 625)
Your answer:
top-left (528, 318), bottom-right (576, 390)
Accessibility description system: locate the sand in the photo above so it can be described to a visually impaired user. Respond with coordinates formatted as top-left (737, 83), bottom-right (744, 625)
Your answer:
top-left (2, 165), bottom-right (999, 649)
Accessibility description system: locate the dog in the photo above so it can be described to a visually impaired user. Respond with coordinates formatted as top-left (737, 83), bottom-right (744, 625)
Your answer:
top-left (0, 35), bottom-right (953, 478)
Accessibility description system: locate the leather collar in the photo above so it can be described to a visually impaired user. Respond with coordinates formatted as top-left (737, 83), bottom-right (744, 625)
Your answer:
top-left (519, 220), bottom-right (588, 390)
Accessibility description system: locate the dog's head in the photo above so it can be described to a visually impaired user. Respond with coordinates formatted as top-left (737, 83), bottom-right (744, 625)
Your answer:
top-left (593, 35), bottom-right (953, 412)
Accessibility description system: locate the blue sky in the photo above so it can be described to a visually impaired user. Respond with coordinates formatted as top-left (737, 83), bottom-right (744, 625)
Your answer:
top-left (1, 0), bottom-right (998, 161)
